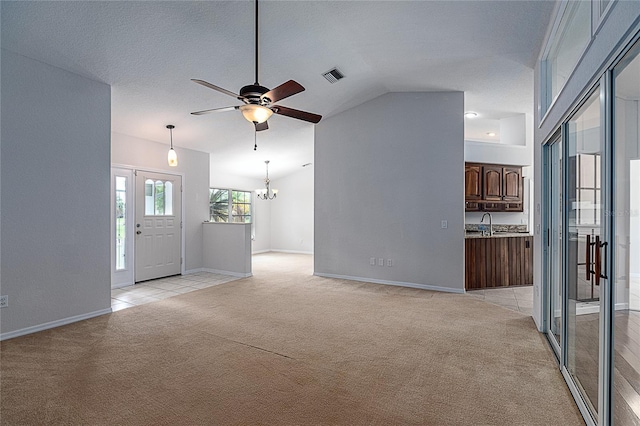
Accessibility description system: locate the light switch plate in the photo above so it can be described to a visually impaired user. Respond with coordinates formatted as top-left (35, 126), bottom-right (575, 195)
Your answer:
top-left (441, 220), bottom-right (448, 229)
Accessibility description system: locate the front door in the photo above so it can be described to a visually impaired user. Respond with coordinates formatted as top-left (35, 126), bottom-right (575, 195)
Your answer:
top-left (135, 170), bottom-right (182, 282)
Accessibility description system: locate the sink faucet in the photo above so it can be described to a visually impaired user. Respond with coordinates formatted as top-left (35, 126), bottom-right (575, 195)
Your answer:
top-left (481, 212), bottom-right (493, 236)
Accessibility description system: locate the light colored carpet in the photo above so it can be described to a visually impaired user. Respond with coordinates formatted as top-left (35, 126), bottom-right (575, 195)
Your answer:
top-left (1, 253), bottom-right (583, 425)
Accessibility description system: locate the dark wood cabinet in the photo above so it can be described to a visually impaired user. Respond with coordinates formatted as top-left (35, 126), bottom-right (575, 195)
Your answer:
top-left (465, 236), bottom-right (533, 290)
top-left (503, 167), bottom-right (523, 201)
top-left (464, 163), bottom-right (524, 212)
top-left (464, 165), bottom-right (482, 200)
top-left (483, 166), bottom-right (503, 201)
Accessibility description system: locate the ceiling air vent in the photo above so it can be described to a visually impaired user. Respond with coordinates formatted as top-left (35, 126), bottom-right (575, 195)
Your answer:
top-left (322, 68), bottom-right (345, 84)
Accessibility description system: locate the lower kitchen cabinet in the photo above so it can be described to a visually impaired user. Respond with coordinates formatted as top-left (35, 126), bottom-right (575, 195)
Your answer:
top-left (465, 236), bottom-right (533, 290)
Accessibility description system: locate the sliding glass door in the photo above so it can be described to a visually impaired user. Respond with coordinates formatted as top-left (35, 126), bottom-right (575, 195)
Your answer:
top-left (565, 88), bottom-right (605, 420)
top-left (544, 35), bottom-right (640, 426)
top-left (612, 38), bottom-right (640, 426)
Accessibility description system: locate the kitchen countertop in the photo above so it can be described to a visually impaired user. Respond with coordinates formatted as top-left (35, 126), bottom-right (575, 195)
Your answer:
top-left (465, 232), bottom-right (532, 239)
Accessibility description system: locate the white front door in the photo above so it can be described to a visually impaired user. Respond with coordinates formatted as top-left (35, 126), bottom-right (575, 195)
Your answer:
top-left (135, 170), bottom-right (182, 282)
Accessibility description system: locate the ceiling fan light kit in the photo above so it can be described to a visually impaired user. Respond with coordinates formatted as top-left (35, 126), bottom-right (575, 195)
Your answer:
top-left (190, 0), bottom-right (321, 134)
top-left (240, 104), bottom-right (273, 124)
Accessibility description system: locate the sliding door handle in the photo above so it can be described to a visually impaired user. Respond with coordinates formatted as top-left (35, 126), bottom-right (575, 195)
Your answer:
top-left (586, 234), bottom-right (592, 281)
top-left (594, 237), bottom-right (609, 286)
top-left (595, 236), bottom-right (601, 286)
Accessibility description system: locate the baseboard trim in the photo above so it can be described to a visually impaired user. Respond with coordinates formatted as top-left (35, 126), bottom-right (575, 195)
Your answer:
top-left (252, 250), bottom-right (271, 255)
top-left (0, 308), bottom-right (113, 341)
top-left (184, 268), bottom-right (204, 275)
top-left (270, 249), bottom-right (313, 255)
top-left (314, 273), bottom-right (465, 294)
top-left (201, 268), bottom-right (252, 278)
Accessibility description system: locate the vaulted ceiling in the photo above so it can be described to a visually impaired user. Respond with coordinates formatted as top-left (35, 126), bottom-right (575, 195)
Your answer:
top-left (1, 0), bottom-right (555, 179)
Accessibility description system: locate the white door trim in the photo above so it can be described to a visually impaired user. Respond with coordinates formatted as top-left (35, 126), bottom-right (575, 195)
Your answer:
top-left (111, 164), bottom-right (186, 280)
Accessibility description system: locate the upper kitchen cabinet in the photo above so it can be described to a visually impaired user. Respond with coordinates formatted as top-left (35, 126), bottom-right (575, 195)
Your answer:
top-left (483, 165), bottom-right (503, 201)
top-left (465, 164), bottom-right (482, 200)
top-left (464, 164), bottom-right (482, 211)
top-left (503, 167), bottom-right (523, 201)
top-left (464, 163), bottom-right (523, 212)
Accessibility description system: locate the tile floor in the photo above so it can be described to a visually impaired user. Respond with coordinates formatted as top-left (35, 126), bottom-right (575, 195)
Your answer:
top-left (466, 285), bottom-right (533, 316)
top-left (111, 272), bottom-right (240, 311)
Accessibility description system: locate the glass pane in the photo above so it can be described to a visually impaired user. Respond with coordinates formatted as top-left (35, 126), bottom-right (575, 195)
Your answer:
top-left (566, 89), bottom-right (602, 418)
top-left (543, 0), bottom-right (591, 111)
top-left (145, 179), bottom-right (154, 215)
top-left (165, 181), bottom-right (173, 216)
top-left (115, 176), bottom-right (126, 271)
top-left (210, 189), bottom-right (229, 222)
top-left (613, 42), bottom-right (640, 426)
top-left (580, 154), bottom-right (595, 188)
top-left (155, 180), bottom-right (164, 215)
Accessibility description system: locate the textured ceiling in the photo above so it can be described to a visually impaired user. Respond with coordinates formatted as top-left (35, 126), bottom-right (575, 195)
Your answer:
top-left (1, 0), bottom-right (555, 179)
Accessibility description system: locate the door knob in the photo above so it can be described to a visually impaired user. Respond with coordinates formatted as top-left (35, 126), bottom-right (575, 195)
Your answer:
top-left (136, 230), bottom-right (142, 235)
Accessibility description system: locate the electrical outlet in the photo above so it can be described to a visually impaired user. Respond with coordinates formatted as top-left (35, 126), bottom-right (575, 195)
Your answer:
top-left (370, 257), bottom-right (376, 266)
top-left (378, 258), bottom-right (384, 266)
top-left (441, 220), bottom-right (448, 229)
top-left (0, 295), bottom-right (8, 308)
top-left (386, 259), bottom-right (393, 267)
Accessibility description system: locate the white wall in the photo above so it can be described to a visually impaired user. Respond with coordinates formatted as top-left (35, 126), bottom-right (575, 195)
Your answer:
top-left (270, 166), bottom-right (314, 254)
top-left (1, 50), bottom-right (111, 338)
top-left (315, 92), bottom-right (465, 293)
top-left (111, 132), bottom-right (210, 272)
top-left (209, 166), bottom-right (271, 254)
top-left (202, 223), bottom-right (252, 277)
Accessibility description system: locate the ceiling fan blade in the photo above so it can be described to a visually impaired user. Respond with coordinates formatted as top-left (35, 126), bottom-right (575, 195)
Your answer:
top-left (255, 121), bottom-right (269, 132)
top-left (272, 105), bottom-right (322, 124)
top-left (191, 79), bottom-right (243, 100)
top-left (261, 80), bottom-right (305, 104)
top-left (191, 106), bottom-right (239, 115)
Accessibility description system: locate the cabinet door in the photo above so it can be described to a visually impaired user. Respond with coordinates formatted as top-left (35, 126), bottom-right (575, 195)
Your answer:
top-left (483, 166), bottom-right (503, 201)
top-left (465, 165), bottom-right (482, 200)
top-left (503, 167), bottom-right (522, 201)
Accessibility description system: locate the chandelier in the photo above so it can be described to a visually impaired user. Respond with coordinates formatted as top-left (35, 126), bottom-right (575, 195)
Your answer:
top-left (256, 160), bottom-right (278, 200)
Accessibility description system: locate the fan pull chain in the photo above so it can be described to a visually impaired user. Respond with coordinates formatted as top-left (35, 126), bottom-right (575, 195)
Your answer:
top-left (254, 130), bottom-right (258, 151)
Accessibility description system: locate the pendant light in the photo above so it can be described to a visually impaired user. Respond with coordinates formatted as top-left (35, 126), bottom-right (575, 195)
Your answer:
top-left (166, 124), bottom-right (178, 167)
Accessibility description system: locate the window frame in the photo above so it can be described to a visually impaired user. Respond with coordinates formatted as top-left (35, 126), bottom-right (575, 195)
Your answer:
top-left (539, 0), bottom-right (595, 122)
top-left (209, 188), bottom-right (252, 224)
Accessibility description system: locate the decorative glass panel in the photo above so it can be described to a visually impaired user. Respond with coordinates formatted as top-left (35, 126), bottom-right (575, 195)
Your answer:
top-left (165, 181), bottom-right (173, 216)
top-left (154, 180), bottom-right (165, 215)
top-left (145, 179), bottom-right (154, 215)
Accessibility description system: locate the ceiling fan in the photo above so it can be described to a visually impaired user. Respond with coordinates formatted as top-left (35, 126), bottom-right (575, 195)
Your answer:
top-left (190, 0), bottom-right (322, 132)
